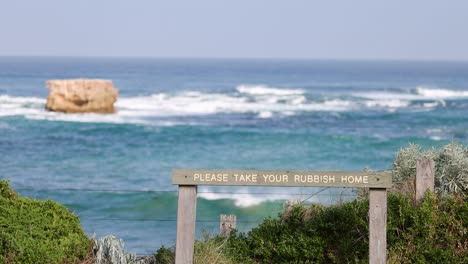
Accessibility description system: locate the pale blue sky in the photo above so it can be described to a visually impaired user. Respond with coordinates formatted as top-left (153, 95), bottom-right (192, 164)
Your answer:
top-left (1, 0), bottom-right (467, 60)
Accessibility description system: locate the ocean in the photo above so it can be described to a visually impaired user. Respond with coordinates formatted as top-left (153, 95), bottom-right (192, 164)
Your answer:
top-left (1, 57), bottom-right (467, 255)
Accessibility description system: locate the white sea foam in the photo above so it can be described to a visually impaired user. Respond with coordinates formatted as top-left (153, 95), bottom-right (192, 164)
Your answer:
top-left (351, 86), bottom-right (468, 111)
top-left (236, 85), bottom-right (307, 108)
top-left (0, 95), bottom-right (44, 104)
top-left (116, 92), bottom-right (247, 116)
top-left (0, 94), bottom-right (151, 124)
top-left (363, 99), bottom-right (410, 108)
top-left (354, 87), bottom-right (468, 101)
top-left (116, 90), bottom-right (357, 119)
top-left (198, 192), bottom-right (270, 207)
top-left (236, 84), bottom-right (304, 96)
top-left (257, 111), bottom-right (274, 119)
top-left (415, 87), bottom-right (468, 99)
top-left (0, 95), bottom-right (45, 117)
top-left (198, 188), bottom-right (307, 207)
top-left (3, 85), bottom-right (458, 124)
top-left (0, 91), bottom-right (403, 123)
top-left (422, 101), bottom-right (439, 108)
top-left (352, 91), bottom-right (421, 101)
top-left (25, 112), bottom-right (148, 125)
top-left (197, 186), bottom-right (353, 207)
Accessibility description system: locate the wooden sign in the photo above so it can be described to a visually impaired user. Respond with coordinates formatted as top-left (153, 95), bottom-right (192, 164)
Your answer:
top-left (173, 169), bottom-right (392, 188)
top-left (173, 168), bottom-right (394, 263)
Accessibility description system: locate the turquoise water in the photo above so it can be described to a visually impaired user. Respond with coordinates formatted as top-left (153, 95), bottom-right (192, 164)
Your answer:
top-left (1, 57), bottom-right (467, 254)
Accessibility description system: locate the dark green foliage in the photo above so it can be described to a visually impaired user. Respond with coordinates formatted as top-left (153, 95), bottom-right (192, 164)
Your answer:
top-left (223, 193), bottom-right (467, 263)
top-left (154, 246), bottom-right (175, 264)
top-left (387, 193), bottom-right (467, 263)
top-left (227, 217), bottom-right (325, 263)
top-left (0, 180), bottom-right (91, 264)
top-left (224, 200), bottom-right (367, 263)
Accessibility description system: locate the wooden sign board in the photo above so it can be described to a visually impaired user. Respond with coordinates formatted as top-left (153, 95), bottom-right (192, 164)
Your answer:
top-left (173, 169), bottom-right (392, 188)
top-left (173, 168), bottom-right (393, 263)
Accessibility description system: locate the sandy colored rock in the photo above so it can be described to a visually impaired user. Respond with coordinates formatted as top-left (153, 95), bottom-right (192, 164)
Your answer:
top-left (45, 79), bottom-right (118, 113)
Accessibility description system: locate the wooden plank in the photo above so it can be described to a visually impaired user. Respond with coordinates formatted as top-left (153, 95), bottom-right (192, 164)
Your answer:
top-left (369, 188), bottom-right (387, 264)
top-left (416, 159), bottom-right (435, 201)
top-left (175, 186), bottom-right (197, 264)
top-left (220, 214), bottom-right (237, 237)
top-left (173, 169), bottom-right (392, 188)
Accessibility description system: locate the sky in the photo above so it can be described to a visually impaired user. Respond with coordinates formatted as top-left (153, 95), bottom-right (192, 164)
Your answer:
top-left (0, 0), bottom-right (467, 60)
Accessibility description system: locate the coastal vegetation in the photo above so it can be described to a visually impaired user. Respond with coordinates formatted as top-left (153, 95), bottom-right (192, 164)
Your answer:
top-left (0, 142), bottom-right (466, 263)
top-left (156, 142), bottom-right (468, 263)
top-left (152, 191), bottom-right (467, 263)
top-left (0, 181), bottom-right (91, 264)
top-left (216, 192), bottom-right (467, 263)
top-left (392, 142), bottom-right (468, 196)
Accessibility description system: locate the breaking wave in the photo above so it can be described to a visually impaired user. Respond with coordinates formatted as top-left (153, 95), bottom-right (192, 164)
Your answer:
top-left (353, 86), bottom-right (468, 101)
top-left (236, 84), bottom-right (305, 96)
top-left (197, 186), bottom-right (355, 207)
top-left (414, 87), bottom-right (468, 98)
top-left (1, 85), bottom-right (466, 124)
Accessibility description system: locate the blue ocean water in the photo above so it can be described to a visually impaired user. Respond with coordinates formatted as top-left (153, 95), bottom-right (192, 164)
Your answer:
top-left (1, 57), bottom-right (467, 254)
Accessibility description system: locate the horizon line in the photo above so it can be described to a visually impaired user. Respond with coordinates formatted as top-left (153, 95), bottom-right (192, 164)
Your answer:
top-left (1, 54), bottom-right (468, 63)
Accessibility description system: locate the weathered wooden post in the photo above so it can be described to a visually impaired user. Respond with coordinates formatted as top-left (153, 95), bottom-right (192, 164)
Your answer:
top-left (416, 159), bottom-right (435, 202)
top-left (369, 188), bottom-right (387, 264)
top-left (220, 214), bottom-right (237, 237)
top-left (175, 185), bottom-right (197, 264)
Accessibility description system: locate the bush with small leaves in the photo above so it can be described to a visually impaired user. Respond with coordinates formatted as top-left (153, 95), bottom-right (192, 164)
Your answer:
top-left (0, 180), bottom-right (91, 264)
top-left (222, 193), bottom-right (467, 263)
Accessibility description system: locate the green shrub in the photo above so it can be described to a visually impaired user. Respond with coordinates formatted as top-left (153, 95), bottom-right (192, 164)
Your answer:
top-left (224, 200), bottom-right (367, 263)
top-left (223, 193), bottom-right (467, 263)
top-left (387, 193), bottom-right (468, 263)
top-left (0, 180), bottom-right (91, 264)
top-left (154, 245), bottom-right (175, 264)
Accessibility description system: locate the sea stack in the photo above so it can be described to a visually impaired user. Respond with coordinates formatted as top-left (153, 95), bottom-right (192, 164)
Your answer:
top-left (45, 79), bottom-right (118, 113)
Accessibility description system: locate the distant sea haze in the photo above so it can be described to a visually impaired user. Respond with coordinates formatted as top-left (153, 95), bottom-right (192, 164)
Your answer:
top-left (1, 57), bottom-right (467, 254)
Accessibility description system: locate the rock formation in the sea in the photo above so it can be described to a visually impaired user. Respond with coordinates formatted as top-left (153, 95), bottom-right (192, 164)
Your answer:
top-left (45, 79), bottom-right (118, 113)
